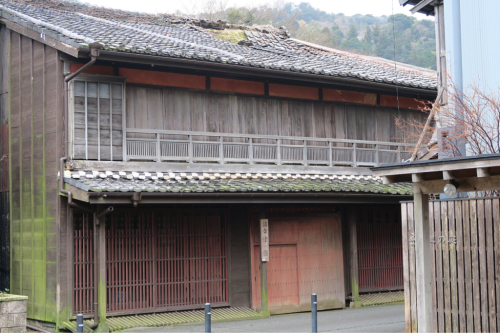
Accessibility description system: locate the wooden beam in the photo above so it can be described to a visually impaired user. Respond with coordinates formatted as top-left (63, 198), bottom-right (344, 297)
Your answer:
top-left (477, 168), bottom-right (489, 178)
top-left (412, 173), bottom-right (424, 183)
top-left (2, 20), bottom-right (80, 58)
top-left (410, 0), bottom-right (434, 14)
top-left (96, 211), bottom-right (109, 332)
top-left (63, 183), bottom-right (90, 202)
top-left (372, 158), bottom-right (500, 178)
top-left (413, 184), bottom-right (434, 332)
top-left (443, 170), bottom-right (453, 180)
top-left (415, 175), bottom-right (500, 194)
top-left (348, 209), bottom-right (360, 308)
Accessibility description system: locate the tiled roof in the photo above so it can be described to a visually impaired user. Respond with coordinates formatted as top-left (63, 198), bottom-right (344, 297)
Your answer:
top-left (63, 171), bottom-right (413, 195)
top-left (0, 0), bottom-right (437, 90)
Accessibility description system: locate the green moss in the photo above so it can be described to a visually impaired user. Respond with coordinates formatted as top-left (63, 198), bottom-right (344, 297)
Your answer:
top-left (208, 29), bottom-right (247, 44)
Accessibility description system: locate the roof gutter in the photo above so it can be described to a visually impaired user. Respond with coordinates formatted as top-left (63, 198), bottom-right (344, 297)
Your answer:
top-left (97, 50), bottom-right (438, 99)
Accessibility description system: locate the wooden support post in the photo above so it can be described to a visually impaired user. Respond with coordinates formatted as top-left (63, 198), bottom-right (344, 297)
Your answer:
top-left (413, 184), bottom-right (433, 332)
top-left (95, 209), bottom-right (110, 333)
top-left (348, 208), bottom-right (361, 308)
top-left (259, 208), bottom-right (269, 316)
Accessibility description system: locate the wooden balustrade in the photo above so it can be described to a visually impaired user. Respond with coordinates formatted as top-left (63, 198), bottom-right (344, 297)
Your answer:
top-left (124, 129), bottom-right (414, 167)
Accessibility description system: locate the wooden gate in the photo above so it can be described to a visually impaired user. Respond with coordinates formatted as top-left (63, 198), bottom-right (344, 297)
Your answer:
top-left (251, 214), bottom-right (345, 314)
top-left (73, 210), bottom-right (228, 315)
top-left (402, 199), bottom-right (500, 333)
top-left (357, 207), bottom-right (403, 291)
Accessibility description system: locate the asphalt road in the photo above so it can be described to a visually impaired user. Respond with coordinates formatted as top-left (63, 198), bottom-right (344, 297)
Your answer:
top-left (125, 304), bottom-right (405, 333)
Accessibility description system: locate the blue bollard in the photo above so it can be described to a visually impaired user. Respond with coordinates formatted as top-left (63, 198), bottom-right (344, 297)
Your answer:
top-left (312, 293), bottom-right (317, 333)
top-left (77, 314), bottom-right (84, 333)
top-left (205, 303), bottom-right (211, 333)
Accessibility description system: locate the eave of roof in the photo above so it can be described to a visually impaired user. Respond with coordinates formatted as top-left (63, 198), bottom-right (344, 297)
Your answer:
top-left (96, 50), bottom-right (437, 98)
top-left (371, 153), bottom-right (500, 172)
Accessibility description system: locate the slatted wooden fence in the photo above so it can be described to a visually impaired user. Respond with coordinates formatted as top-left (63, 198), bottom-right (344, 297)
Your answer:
top-left (401, 198), bottom-right (500, 332)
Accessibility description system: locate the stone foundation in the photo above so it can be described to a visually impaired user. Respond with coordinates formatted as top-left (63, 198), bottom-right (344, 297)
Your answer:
top-left (0, 294), bottom-right (27, 333)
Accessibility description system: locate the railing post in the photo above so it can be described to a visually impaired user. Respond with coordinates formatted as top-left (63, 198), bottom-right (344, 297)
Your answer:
top-left (398, 145), bottom-right (402, 163)
top-left (205, 303), bottom-right (211, 333)
top-left (249, 138), bottom-right (254, 165)
top-left (303, 140), bottom-right (308, 166)
top-left (328, 141), bottom-right (333, 166)
top-left (156, 133), bottom-right (161, 163)
top-left (352, 143), bottom-right (357, 167)
top-left (312, 293), bottom-right (318, 333)
top-left (188, 135), bottom-right (193, 163)
top-left (219, 136), bottom-right (224, 164)
top-left (77, 314), bottom-right (84, 333)
top-left (375, 144), bottom-right (379, 166)
top-left (277, 139), bottom-right (281, 165)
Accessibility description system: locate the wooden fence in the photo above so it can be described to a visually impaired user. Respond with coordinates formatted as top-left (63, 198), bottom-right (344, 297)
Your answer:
top-left (401, 199), bottom-right (500, 332)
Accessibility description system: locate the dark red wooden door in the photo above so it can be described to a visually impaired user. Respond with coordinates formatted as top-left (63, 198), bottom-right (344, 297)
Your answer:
top-left (73, 210), bottom-right (228, 315)
top-left (357, 207), bottom-right (403, 291)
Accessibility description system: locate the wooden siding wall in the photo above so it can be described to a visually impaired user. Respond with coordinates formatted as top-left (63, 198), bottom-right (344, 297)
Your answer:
top-left (0, 25), bottom-right (11, 293)
top-left (8, 30), bottom-right (65, 323)
top-left (401, 199), bottom-right (500, 333)
top-left (229, 206), bottom-right (251, 307)
top-left (125, 86), bottom-right (426, 146)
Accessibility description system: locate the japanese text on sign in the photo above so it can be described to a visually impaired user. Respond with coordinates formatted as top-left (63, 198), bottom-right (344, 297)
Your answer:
top-left (260, 219), bottom-right (269, 262)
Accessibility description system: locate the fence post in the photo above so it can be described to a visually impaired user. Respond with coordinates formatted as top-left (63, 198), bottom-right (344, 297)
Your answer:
top-left (329, 141), bottom-right (333, 166)
top-left (312, 293), bottom-right (317, 333)
top-left (249, 138), bottom-right (254, 165)
top-left (205, 303), bottom-right (211, 333)
top-left (219, 136), bottom-right (224, 164)
top-left (188, 134), bottom-right (193, 163)
top-left (156, 133), bottom-right (161, 162)
top-left (277, 139), bottom-right (282, 165)
top-left (375, 144), bottom-right (379, 166)
top-left (77, 314), bottom-right (84, 333)
top-left (352, 143), bottom-right (357, 167)
top-left (303, 140), bottom-right (308, 166)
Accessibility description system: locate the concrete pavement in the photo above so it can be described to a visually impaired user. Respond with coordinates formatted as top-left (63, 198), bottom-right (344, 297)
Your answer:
top-left (124, 304), bottom-right (405, 332)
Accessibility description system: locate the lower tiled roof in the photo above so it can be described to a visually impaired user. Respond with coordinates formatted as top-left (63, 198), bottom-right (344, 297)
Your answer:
top-left (63, 171), bottom-right (413, 195)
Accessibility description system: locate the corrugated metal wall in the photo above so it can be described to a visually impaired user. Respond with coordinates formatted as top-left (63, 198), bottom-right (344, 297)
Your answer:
top-left (445, 0), bottom-right (500, 93)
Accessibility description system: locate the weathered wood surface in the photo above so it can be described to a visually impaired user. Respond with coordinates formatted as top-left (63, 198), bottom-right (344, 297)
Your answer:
top-left (402, 198), bottom-right (500, 332)
top-left (7, 30), bottom-right (64, 322)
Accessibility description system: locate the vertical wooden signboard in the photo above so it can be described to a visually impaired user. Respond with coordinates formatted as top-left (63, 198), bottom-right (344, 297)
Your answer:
top-left (261, 219), bottom-right (269, 261)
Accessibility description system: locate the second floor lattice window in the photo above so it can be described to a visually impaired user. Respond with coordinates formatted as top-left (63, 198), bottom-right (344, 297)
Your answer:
top-left (72, 77), bottom-right (125, 160)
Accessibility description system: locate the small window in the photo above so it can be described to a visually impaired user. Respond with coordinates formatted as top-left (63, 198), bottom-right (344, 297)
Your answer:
top-left (72, 79), bottom-right (124, 160)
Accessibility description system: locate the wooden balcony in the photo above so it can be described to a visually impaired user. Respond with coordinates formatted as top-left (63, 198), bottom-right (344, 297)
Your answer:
top-left (124, 129), bottom-right (415, 167)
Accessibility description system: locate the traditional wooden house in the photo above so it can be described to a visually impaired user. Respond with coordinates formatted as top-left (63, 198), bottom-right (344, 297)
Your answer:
top-left (0, 0), bottom-right (437, 331)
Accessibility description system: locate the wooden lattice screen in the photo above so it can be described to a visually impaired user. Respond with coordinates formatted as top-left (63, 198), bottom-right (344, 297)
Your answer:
top-left (73, 210), bottom-right (228, 315)
top-left (402, 199), bottom-right (500, 333)
top-left (357, 207), bottom-right (403, 291)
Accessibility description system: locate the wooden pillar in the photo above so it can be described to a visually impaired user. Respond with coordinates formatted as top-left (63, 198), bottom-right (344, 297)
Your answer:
top-left (348, 209), bottom-right (361, 308)
top-left (259, 208), bottom-right (269, 316)
top-left (94, 211), bottom-right (109, 333)
top-left (413, 184), bottom-right (433, 332)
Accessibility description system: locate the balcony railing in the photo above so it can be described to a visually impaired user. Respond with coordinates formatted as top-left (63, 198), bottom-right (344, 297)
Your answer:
top-left (124, 129), bottom-right (415, 167)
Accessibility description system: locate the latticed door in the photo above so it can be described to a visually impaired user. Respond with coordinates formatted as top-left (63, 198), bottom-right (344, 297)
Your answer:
top-left (357, 207), bottom-right (403, 291)
top-left (73, 210), bottom-right (228, 315)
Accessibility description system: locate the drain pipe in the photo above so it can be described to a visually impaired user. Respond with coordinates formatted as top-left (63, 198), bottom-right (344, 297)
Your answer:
top-left (59, 43), bottom-right (103, 205)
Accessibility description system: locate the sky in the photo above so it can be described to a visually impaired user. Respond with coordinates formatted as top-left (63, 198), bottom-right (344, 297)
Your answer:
top-left (80, 0), bottom-right (432, 20)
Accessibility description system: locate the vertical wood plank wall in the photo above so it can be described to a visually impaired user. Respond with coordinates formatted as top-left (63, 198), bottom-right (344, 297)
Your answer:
top-left (7, 30), bottom-right (64, 323)
top-left (0, 25), bottom-right (11, 293)
top-left (401, 199), bottom-right (500, 332)
top-left (125, 86), bottom-right (425, 144)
